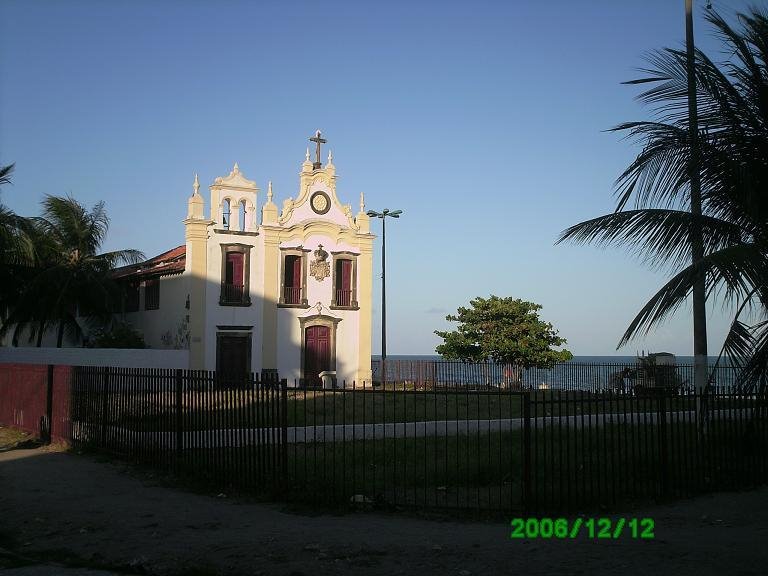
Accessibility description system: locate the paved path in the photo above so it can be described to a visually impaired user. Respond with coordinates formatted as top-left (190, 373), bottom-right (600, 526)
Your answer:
top-left (1, 445), bottom-right (767, 575)
top-left (82, 408), bottom-right (748, 447)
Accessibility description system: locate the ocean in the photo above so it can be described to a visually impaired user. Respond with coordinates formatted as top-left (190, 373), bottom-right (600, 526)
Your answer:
top-left (373, 355), bottom-right (729, 365)
top-left (370, 355), bottom-right (737, 390)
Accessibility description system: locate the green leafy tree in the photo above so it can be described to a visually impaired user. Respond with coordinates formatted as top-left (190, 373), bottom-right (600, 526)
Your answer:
top-left (435, 296), bottom-right (573, 371)
top-left (558, 8), bottom-right (768, 391)
top-left (2, 195), bottom-right (144, 347)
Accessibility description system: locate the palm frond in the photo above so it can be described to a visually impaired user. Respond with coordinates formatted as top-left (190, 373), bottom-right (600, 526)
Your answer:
top-left (557, 208), bottom-right (745, 271)
top-left (617, 243), bottom-right (767, 347)
top-left (0, 163), bottom-right (14, 187)
top-left (96, 249), bottom-right (145, 267)
top-left (733, 321), bottom-right (768, 393)
top-left (719, 320), bottom-right (755, 367)
top-left (609, 121), bottom-right (691, 211)
top-left (559, 7), bottom-right (768, 386)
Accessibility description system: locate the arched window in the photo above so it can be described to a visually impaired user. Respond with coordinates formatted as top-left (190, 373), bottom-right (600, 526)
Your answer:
top-left (239, 200), bottom-right (247, 231)
top-left (222, 199), bottom-right (231, 230)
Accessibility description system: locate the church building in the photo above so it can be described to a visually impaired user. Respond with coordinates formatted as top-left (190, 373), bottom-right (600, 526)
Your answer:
top-left (115, 133), bottom-right (375, 387)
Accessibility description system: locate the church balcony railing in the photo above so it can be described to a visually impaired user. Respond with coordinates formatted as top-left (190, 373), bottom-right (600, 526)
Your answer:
top-left (330, 289), bottom-right (359, 310)
top-left (336, 289), bottom-right (352, 307)
top-left (220, 283), bottom-right (249, 306)
top-left (283, 286), bottom-right (302, 305)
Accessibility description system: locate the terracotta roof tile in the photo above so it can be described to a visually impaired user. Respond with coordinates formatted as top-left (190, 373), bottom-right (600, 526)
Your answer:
top-left (112, 245), bottom-right (186, 279)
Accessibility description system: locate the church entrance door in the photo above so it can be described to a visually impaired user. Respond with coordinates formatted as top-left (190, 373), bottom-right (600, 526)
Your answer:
top-left (216, 333), bottom-right (251, 386)
top-left (304, 325), bottom-right (330, 388)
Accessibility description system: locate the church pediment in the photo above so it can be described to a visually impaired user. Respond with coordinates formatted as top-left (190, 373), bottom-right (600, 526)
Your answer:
top-left (298, 302), bottom-right (343, 324)
top-left (211, 163), bottom-right (258, 192)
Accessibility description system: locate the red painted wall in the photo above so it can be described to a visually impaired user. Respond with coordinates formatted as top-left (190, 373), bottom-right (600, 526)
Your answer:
top-left (0, 363), bottom-right (73, 442)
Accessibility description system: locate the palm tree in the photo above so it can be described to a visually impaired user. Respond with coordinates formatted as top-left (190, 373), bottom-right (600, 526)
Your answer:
top-left (558, 8), bottom-right (768, 391)
top-left (0, 164), bottom-right (34, 266)
top-left (0, 163), bottom-right (37, 324)
top-left (2, 195), bottom-right (144, 347)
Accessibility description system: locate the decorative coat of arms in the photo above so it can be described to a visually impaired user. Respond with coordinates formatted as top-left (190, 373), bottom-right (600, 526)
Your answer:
top-left (310, 244), bottom-right (330, 281)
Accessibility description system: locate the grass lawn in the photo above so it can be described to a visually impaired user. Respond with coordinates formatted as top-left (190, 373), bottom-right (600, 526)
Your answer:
top-left (0, 427), bottom-right (33, 450)
top-left (167, 420), bottom-right (768, 514)
top-left (94, 388), bottom-right (758, 431)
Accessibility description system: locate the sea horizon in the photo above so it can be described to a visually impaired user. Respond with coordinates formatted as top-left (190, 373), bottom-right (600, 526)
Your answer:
top-left (373, 354), bottom-right (729, 365)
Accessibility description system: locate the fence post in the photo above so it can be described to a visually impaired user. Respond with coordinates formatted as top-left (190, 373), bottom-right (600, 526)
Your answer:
top-left (280, 378), bottom-right (288, 487)
top-left (100, 367), bottom-right (110, 448)
top-left (658, 393), bottom-right (669, 497)
top-left (43, 365), bottom-right (54, 444)
top-left (697, 386), bottom-right (709, 441)
top-left (175, 369), bottom-right (183, 460)
top-left (522, 391), bottom-right (532, 515)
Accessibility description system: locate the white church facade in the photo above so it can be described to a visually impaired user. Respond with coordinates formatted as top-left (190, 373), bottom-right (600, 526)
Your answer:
top-left (113, 133), bottom-right (375, 386)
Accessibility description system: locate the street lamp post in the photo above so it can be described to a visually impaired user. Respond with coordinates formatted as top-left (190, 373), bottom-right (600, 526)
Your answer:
top-left (366, 208), bottom-right (402, 385)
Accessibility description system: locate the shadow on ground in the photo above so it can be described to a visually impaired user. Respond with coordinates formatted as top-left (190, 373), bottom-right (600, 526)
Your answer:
top-left (0, 442), bottom-right (767, 576)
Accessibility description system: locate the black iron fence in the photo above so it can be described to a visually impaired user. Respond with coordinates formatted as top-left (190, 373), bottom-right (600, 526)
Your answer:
top-left (371, 359), bottom-right (742, 393)
top-left (10, 363), bottom-right (766, 515)
top-left (69, 368), bottom-right (287, 494)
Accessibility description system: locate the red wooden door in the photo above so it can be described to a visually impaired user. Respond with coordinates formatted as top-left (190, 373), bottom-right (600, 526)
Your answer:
top-left (304, 326), bottom-right (330, 387)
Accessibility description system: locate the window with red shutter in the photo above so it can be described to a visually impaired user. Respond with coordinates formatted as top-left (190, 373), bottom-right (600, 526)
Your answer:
top-left (283, 254), bottom-right (302, 304)
top-left (332, 257), bottom-right (356, 308)
top-left (223, 251), bottom-right (244, 303)
top-left (335, 259), bottom-right (352, 306)
top-left (220, 246), bottom-right (250, 306)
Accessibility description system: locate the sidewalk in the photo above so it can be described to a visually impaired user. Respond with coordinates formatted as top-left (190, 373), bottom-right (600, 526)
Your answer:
top-left (90, 407), bottom-right (750, 447)
top-left (1, 445), bottom-right (767, 576)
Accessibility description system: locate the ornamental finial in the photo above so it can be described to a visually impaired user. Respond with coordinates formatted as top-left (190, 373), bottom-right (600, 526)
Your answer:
top-left (193, 173), bottom-right (200, 196)
top-left (305, 147), bottom-right (310, 162)
top-left (359, 191), bottom-right (365, 213)
top-left (328, 149), bottom-right (333, 164)
top-left (267, 181), bottom-right (273, 202)
top-left (233, 162), bottom-right (240, 173)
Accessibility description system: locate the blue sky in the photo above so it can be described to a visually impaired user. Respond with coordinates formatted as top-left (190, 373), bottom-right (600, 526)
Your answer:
top-left (0, 0), bottom-right (754, 356)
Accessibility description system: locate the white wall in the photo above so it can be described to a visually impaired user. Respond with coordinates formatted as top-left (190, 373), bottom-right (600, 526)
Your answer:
top-left (122, 274), bottom-right (190, 350)
top-left (335, 310), bottom-right (360, 385)
top-left (0, 347), bottom-right (189, 368)
top-left (277, 308), bottom-right (302, 384)
top-left (203, 230), bottom-right (264, 372)
top-left (275, 232), bottom-right (362, 386)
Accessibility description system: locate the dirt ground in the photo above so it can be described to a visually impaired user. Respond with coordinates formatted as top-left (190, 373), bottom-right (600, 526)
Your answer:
top-left (0, 438), bottom-right (766, 576)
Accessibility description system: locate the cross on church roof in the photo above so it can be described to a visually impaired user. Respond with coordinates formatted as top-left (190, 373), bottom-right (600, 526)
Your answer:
top-left (309, 130), bottom-right (326, 170)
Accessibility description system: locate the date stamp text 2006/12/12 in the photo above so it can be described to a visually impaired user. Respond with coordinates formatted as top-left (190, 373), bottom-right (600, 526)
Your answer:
top-left (509, 518), bottom-right (655, 539)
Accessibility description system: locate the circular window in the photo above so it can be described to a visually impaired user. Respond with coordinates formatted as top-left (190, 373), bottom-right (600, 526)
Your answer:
top-left (310, 191), bottom-right (331, 215)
